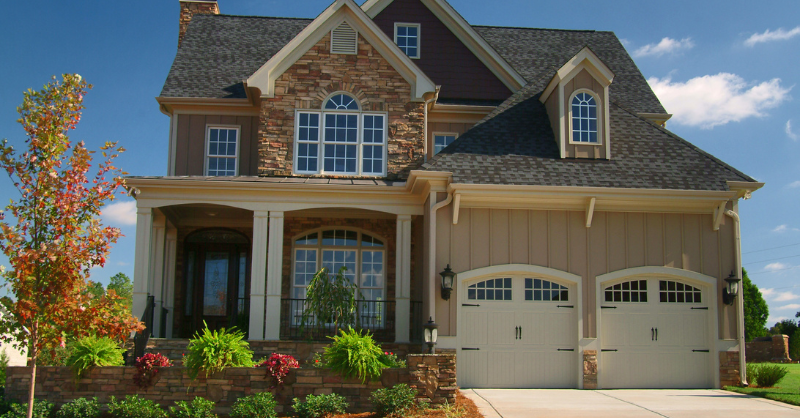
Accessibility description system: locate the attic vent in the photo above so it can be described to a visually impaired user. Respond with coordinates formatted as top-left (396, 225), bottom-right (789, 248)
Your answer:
top-left (331, 22), bottom-right (358, 55)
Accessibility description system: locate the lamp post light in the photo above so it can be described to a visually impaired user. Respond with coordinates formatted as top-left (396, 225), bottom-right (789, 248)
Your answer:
top-left (440, 264), bottom-right (455, 301)
top-left (423, 317), bottom-right (438, 354)
top-left (723, 271), bottom-right (741, 306)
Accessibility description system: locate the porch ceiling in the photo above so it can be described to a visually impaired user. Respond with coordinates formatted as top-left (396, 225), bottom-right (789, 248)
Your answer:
top-left (161, 204), bottom-right (254, 228)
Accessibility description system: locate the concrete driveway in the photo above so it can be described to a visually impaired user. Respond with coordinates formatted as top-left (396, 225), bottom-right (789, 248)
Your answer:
top-left (462, 389), bottom-right (800, 418)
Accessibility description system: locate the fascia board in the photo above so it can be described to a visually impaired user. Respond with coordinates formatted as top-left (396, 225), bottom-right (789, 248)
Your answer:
top-left (539, 48), bottom-right (615, 103)
top-left (247, 0), bottom-right (435, 101)
top-left (727, 181), bottom-right (765, 199)
top-left (362, 0), bottom-right (392, 17)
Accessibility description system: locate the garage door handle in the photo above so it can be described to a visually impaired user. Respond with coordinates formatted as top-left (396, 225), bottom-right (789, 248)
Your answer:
top-left (651, 327), bottom-right (654, 341)
top-left (557, 305), bottom-right (574, 308)
top-left (557, 348), bottom-right (575, 352)
top-left (462, 348), bottom-right (480, 351)
top-left (655, 328), bottom-right (658, 341)
top-left (515, 326), bottom-right (519, 339)
top-left (691, 307), bottom-right (709, 310)
top-left (462, 303), bottom-right (480, 307)
top-left (601, 349), bottom-right (618, 352)
top-left (692, 349), bottom-right (709, 353)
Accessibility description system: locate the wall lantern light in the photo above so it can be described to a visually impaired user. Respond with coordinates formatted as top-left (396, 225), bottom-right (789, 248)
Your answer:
top-left (440, 264), bottom-right (455, 301)
top-left (723, 271), bottom-right (741, 306)
top-left (423, 317), bottom-right (438, 354)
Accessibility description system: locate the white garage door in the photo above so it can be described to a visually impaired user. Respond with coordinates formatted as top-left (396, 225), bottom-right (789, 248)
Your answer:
top-left (599, 278), bottom-right (713, 388)
top-left (459, 276), bottom-right (578, 388)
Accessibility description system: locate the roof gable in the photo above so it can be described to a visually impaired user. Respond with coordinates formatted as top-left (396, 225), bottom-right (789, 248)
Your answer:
top-left (246, 0), bottom-right (436, 101)
top-left (540, 47), bottom-right (614, 103)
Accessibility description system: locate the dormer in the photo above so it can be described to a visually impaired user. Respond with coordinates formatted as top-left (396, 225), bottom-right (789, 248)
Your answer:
top-left (540, 47), bottom-right (615, 159)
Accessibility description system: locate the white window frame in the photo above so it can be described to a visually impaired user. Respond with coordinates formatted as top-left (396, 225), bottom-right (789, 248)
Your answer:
top-left (204, 125), bottom-right (240, 176)
top-left (293, 92), bottom-right (388, 177)
top-left (567, 89), bottom-right (602, 146)
top-left (432, 132), bottom-right (458, 155)
top-left (394, 22), bottom-right (421, 59)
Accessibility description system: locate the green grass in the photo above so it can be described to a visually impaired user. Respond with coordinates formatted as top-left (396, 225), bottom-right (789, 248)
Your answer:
top-left (725, 363), bottom-right (800, 406)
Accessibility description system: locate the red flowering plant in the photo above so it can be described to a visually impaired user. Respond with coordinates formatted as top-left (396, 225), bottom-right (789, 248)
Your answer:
top-left (256, 353), bottom-right (299, 388)
top-left (378, 351), bottom-right (406, 368)
top-left (134, 353), bottom-right (173, 388)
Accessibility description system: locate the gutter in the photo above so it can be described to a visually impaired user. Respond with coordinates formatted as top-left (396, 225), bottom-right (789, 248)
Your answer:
top-left (725, 208), bottom-right (748, 387)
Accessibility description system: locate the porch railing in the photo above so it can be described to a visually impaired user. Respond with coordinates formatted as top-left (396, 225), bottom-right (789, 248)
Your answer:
top-left (280, 299), bottom-right (396, 342)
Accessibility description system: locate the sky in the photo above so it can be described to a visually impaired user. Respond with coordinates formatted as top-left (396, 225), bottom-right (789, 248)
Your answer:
top-left (0, 0), bottom-right (798, 327)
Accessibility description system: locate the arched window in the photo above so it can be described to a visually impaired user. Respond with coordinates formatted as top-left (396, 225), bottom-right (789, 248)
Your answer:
top-left (525, 278), bottom-right (569, 302)
top-left (604, 280), bottom-right (647, 303)
top-left (295, 93), bottom-right (387, 176)
top-left (571, 92), bottom-right (598, 144)
top-left (467, 278), bottom-right (512, 301)
top-left (659, 280), bottom-right (702, 303)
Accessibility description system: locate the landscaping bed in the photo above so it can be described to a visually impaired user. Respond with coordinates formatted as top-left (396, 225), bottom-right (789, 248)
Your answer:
top-left (725, 363), bottom-right (800, 406)
top-left (281, 391), bottom-right (482, 418)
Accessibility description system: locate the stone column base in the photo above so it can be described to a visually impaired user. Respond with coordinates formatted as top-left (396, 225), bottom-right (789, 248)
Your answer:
top-left (583, 350), bottom-right (598, 389)
top-left (719, 351), bottom-right (741, 387)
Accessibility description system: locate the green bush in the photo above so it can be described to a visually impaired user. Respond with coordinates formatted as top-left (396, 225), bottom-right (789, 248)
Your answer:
top-left (169, 397), bottom-right (216, 418)
top-left (748, 363), bottom-right (789, 387)
top-left (0, 350), bottom-right (9, 387)
top-left (370, 384), bottom-right (417, 417)
top-left (377, 352), bottom-right (406, 369)
top-left (292, 393), bottom-right (348, 418)
top-left (56, 397), bottom-right (100, 418)
top-left (108, 395), bottom-right (167, 418)
top-left (2, 399), bottom-right (55, 418)
top-left (184, 322), bottom-right (254, 380)
top-left (65, 336), bottom-right (125, 380)
top-left (324, 327), bottom-right (385, 383)
top-left (229, 392), bottom-right (277, 418)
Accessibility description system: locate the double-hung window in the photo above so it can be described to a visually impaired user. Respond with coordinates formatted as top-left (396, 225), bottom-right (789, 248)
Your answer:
top-left (295, 93), bottom-right (386, 176)
top-left (206, 126), bottom-right (239, 176)
top-left (433, 133), bottom-right (457, 154)
top-left (395, 23), bottom-right (420, 58)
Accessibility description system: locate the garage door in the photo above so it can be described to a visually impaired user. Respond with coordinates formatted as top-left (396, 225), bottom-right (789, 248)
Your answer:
top-left (459, 276), bottom-right (578, 388)
top-left (599, 278), bottom-right (712, 388)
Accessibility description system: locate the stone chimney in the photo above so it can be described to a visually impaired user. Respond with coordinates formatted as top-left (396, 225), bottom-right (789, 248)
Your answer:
top-left (179, 0), bottom-right (220, 47)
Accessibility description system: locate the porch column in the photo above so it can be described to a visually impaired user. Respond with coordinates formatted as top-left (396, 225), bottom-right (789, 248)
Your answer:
top-left (395, 215), bottom-right (412, 342)
top-left (150, 211), bottom-right (167, 338)
top-left (249, 210), bottom-right (270, 340)
top-left (163, 226), bottom-right (178, 338)
top-left (132, 207), bottom-right (153, 322)
top-left (265, 211), bottom-right (284, 341)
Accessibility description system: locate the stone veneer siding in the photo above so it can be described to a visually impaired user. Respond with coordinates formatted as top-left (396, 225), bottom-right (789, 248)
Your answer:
top-left (719, 351), bottom-right (741, 387)
top-left (583, 350), bottom-right (597, 389)
top-left (259, 33), bottom-right (425, 180)
top-left (5, 355), bottom-right (454, 415)
top-left (745, 334), bottom-right (792, 363)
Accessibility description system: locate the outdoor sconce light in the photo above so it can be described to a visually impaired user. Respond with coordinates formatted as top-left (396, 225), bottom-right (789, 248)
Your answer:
top-left (723, 271), bottom-right (741, 305)
top-left (423, 317), bottom-right (438, 354)
top-left (440, 264), bottom-right (455, 301)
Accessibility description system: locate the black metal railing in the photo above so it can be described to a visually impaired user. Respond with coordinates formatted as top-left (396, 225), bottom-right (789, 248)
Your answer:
top-left (411, 300), bottom-right (423, 343)
top-left (280, 299), bottom-right (395, 342)
top-left (131, 295), bottom-right (155, 364)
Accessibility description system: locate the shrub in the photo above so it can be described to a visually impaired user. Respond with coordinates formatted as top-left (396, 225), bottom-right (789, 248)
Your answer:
top-left (229, 392), bottom-right (277, 418)
top-left (65, 336), bottom-right (125, 380)
top-left (2, 399), bottom-right (55, 418)
top-left (292, 394), bottom-right (348, 418)
top-left (183, 322), bottom-right (254, 380)
top-left (134, 353), bottom-right (173, 388)
top-left (256, 353), bottom-right (299, 388)
top-left (56, 397), bottom-right (101, 418)
top-left (310, 352), bottom-right (325, 368)
top-left (371, 384), bottom-right (417, 417)
top-left (378, 351), bottom-right (406, 369)
top-left (0, 349), bottom-right (9, 387)
top-left (169, 397), bottom-right (217, 418)
top-left (108, 395), bottom-right (167, 418)
top-left (324, 327), bottom-right (385, 383)
top-left (749, 363), bottom-right (789, 387)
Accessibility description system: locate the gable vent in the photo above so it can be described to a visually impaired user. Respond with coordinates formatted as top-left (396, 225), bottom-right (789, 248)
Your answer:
top-left (331, 22), bottom-right (358, 55)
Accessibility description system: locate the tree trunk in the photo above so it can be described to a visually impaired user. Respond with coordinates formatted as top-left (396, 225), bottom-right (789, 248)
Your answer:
top-left (27, 330), bottom-right (37, 418)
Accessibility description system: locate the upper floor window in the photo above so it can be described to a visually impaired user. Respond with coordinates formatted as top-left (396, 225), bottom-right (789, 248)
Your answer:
top-left (395, 23), bottom-right (420, 59)
top-left (206, 126), bottom-right (239, 176)
top-left (570, 91), bottom-right (599, 144)
top-left (433, 133), bottom-right (457, 154)
top-left (294, 93), bottom-right (387, 176)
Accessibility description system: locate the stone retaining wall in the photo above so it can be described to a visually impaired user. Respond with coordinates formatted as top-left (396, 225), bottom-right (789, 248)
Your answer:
top-left (745, 335), bottom-right (792, 363)
top-left (5, 354), bottom-right (454, 415)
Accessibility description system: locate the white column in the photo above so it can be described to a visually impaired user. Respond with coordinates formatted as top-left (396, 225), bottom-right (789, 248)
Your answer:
top-left (150, 212), bottom-right (167, 338)
top-left (163, 226), bottom-right (178, 338)
top-left (395, 215), bottom-right (413, 343)
top-left (265, 211), bottom-right (285, 341)
top-left (132, 207), bottom-right (153, 322)
top-left (249, 211), bottom-right (270, 340)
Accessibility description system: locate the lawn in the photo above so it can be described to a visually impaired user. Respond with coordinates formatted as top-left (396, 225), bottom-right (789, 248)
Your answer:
top-left (725, 363), bottom-right (800, 406)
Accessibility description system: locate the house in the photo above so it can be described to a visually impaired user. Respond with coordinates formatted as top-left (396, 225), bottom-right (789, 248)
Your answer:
top-left (128, 0), bottom-right (763, 390)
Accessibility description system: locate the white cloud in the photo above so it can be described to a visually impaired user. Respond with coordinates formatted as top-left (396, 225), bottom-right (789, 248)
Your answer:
top-left (634, 37), bottom-right (694, 58)
top-left (787, 120), bottom-right (799, 141)
top-left (648, 73), bottom-right (791, 128)
top-left (764, 262), bottom-right (789, 271)
top-left (789, 181), bottom-right (800, 188)
top-left (768, 316), bottom-right (789, 325)
top-left (745, 26), bottom-right (800, 47)
top-left (773, 225), bottom-right (789, 233)
top-left (101, 201), bottom-right (137, 226)
top-left (777, 303), bottom-right (800, 310)
top-left (761, 288), bottom-right (776, 298)
top-left (760, 288), bottom-right (800, 302)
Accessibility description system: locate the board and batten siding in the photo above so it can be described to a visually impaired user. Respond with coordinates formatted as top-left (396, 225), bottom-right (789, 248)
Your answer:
top-left (435, 207), bottom-right (737, 340)
top-left (174, 114), bottom-right (260, 176)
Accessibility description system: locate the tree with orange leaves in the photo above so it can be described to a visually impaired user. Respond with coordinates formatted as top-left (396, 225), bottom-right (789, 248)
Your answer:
top-left (0, 75), bottom-right (143, 418)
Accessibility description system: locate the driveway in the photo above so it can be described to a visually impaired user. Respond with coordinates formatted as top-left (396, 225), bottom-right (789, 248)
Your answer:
top-left (462, 389), bottom-right (800, 418)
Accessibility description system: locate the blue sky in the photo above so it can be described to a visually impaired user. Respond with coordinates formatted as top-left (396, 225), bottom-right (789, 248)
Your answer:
top-left (1, 0), bottom-right (798, 326)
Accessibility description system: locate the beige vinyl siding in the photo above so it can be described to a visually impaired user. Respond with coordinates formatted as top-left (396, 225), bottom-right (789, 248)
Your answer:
top-left (427, 122), bottom-right (473, 158)
top-left (435, 208), bottom-right (737, 339)
top-left (174, 114), bottom-right (259, 176)
top-left (563, 68), bottom-right (606, 159)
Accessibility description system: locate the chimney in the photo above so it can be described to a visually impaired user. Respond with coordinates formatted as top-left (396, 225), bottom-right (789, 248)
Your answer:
top-left (179, 0), bottom-right (220, 47)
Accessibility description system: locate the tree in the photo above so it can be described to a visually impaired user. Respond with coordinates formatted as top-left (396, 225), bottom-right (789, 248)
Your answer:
top-left (742, 268), bottom-right (769, 341)
top-left (84, 281), bottom-right (105, 300)
top-left (0, 75), bottom-right (143, 418)
top-left (107, 272), bottom-right (132, 310)
top-left (769, 319), bottom-right (798, 338)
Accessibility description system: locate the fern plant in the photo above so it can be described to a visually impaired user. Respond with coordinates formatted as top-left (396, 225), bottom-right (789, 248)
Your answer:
top-left (65, 335), bottom-right (125, 380)
top-left (323, 327), bottom-right (386, 383)
top-left (183, 322), bottom-right (254, 380)
top-left (301, 267), bottom-right (361, 334)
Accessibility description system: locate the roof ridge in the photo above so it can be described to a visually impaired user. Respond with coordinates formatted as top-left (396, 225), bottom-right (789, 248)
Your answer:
top-left (473, 25), bottom-right (600, 33)
top-left (199, 14), bottom-right (314, 21)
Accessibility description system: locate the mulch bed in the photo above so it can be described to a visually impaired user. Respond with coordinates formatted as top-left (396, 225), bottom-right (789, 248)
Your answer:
top-left (282, 390), bottom-right (483, 418)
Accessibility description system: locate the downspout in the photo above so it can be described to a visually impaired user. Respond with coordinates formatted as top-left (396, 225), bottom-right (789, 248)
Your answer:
top-left (427, 188), bottom-right (453, 324)
top-left (422, 86), bottom-right (441, 162)
top-left (725, 208), bottom-right (748, 386)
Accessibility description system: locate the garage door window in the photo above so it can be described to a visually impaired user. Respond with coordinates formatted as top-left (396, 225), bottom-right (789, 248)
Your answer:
top-left (604, 280), bottom-right (647, 303)
top-left (659, 280), bottom-right (701, 303)
top-left (525, 278), bottom-right (568, 301)
top-left (467, 278), bottom-right (512, 301)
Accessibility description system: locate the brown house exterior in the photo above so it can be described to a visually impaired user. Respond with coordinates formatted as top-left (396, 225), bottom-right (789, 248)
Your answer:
top-left (131, 0), bottom-right (762, 390)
